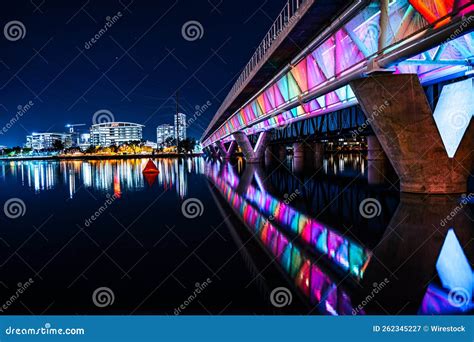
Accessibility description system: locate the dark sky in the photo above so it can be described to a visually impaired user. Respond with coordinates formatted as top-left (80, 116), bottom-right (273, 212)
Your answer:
top-left (0, 0), bottom-right (286, 146)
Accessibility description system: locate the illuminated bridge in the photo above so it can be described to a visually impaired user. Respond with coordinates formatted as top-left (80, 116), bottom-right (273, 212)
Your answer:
top-left (202, 0), bottom-right (474, 194)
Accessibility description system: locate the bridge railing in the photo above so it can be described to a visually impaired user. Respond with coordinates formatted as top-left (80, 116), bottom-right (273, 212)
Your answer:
top-left (230, 0), bottom-right (307, 98)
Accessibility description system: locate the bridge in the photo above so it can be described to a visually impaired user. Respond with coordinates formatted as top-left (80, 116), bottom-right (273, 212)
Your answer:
top-left (201, 0), bottom-right (474, 194)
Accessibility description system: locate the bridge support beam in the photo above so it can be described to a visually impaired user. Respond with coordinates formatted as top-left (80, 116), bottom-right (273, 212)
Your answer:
top-left (216, 140), bottom-right (237, 160)
top-left (293, 142), bottom-right (324, 173)
top-left (367, 135), bottom-right (388, 185)
top-left (351, 74), bottom-right (473, 194)
top-left (292, 142), bottom-right (306, 173)
top-left (233, 131), bottom-right (270, 164)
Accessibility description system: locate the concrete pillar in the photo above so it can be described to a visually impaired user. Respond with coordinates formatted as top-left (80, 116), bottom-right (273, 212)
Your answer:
top-left (233, 131), bottom-right (270, 164)
top-left (264, 145), bottom-right (276, 166)
top-left (292, 142), bottom-right (323, 172)
top-left (293, 142), bottom-right (305, 173)
top-left (367, 135), bottom-right (387, 185)
top-left (216, 140), bottom-right (236, 160)
top-left (311, 142), bottom-right (324, 170)
top-left (351, 74), bottom-right (474, 194)
top-left (278, 145), bottom-right (287, 161)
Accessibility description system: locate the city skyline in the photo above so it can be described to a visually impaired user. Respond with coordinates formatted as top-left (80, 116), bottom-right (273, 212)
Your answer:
top-left (5, 111), bottom-right (195, 149)
top-left (0, 0), bottom-right (287, 147)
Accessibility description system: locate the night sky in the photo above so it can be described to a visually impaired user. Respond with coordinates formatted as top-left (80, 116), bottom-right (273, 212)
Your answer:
top-left (0, 0), bottom-right (286, 147)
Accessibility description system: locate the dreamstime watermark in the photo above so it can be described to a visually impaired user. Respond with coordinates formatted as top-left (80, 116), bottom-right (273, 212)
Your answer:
top-left (270, 287), bottom-right (292, 308)
top-left (449, 110), bottom-right (469, 129)
top-left (5, 323), bottom-right (85, 336)
top-left (0, 278), bottom-right (34, 313)
top-left (3, 198), bottom-right (26, 219)
top-left (84, 12), bottom-right (123, 50)
top-left (181, 20), bottom-right (204, 41)
top-left (92, 109), bottom-right (115, 124)
top-left (448, 287), bottom-right (471, 308)
top-left (440, 193), bottom-right (473, 227)
top-left (174, 278), bottom-right (212, 315)
top-left (3, 20), bottom-right (26, 41)
top-left (444, 15), bottom-right (473, 44)
top-left (352, 278), bottom-right (390, 315)
top-left (181, 198), bottom-right (204, 219)
top-left (352, 100), bottom-right (390, 139)
top-left (92, 287), bottom-right (115, 308)
top-left (84, 193), bottom-right (119, 227)
top-left (269, 189), bottom-right (300, 221)
top-left (0, 101), bottom-right (34, 136)
top-left (359, 198), bottom-right (382, 219)
top-left (186, 100), bottom-right (212, 129)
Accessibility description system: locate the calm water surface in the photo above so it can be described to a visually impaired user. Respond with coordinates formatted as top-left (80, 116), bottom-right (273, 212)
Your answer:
top-left (0, 156), bottom-right (472, 314)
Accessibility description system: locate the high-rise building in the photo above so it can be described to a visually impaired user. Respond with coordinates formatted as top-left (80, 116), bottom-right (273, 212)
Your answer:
top-left (90, 122), bottom-right (144, 147)
top-left (174, 113), bottom-right (186, 142)
top-left (156, 124), bottom-right (174, 147)
top-left (26, 133), bottom-right (72, 150)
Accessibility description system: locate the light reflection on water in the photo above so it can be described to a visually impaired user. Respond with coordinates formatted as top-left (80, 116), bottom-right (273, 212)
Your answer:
top-left (205, 161), bottom-right (370, 315)
top-left (0, 158), bottom-right (205, 199)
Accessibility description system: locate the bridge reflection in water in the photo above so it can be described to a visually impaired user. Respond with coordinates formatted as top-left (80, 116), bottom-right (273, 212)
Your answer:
top-left (205, 159), bottom-right (473, 315)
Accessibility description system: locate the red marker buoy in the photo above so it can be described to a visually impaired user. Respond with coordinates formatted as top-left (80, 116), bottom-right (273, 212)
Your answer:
top-left (143, 159), bottom-right (159, 174)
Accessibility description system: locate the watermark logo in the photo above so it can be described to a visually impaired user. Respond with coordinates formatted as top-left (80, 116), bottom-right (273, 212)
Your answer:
top-left (450, 110), bottom-right (469, 129)
top-left (0, 100), bottom-right (34, 136)
top-left (4, 21), bottom-right (26, 41)
top-left (269, 190), bottom-right (300, 221)
top-left (181, 21), bottom-right (204, 41)
top-left (448, 287), bottom-right (470, 308)
top-left (444, 15), bottom-right (473, 44)
top-left (92, 109), bottom-right (115, 124)
top-left (440, 193), bottom-right (473, 227)
top-left (174, 278), bottom-right (213, 315)
top-left (187, 100), bottom-right (212, 129)
top-left (270, 287), bottom-right (292, 308)
top-left (0, 278), bottom-right (34, 313)
top-left (84, 12), bottom-right (123, 50)
top-left (352, 278), bottom-right (390, 315)
top-left (359, 198), bottom-right (381, 219)
top-left (4, 198), bottom-right (26, 219)
top-left (92, 287), bottom-right (115, 308)
top-left (352, 101), bottom-right (390, 139)
top-left (84, 193), bottom-right (119, 227)
top-left (181, 198), bottom-right (204, 219)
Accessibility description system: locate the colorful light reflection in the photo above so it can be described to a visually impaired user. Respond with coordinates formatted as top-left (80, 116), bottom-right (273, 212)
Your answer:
top-left (206, 163), bottom-right (372, 315)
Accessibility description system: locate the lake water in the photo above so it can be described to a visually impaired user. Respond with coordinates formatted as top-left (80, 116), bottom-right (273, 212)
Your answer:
top-left (0, 156), bottom-right (472, 315)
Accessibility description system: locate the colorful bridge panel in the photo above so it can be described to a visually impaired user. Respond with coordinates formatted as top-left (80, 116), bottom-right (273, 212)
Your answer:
top-left (204, 0), bottom-right (472, 146)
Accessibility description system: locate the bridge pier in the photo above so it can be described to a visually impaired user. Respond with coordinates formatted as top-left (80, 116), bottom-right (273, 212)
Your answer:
top-left (216, 140), bottom-right (237, 160)
top-left (233, 131), bottom-right (270, 164)
top-left (292, 142), bottom-right (306, 173)
top-left (367, 135), bottom-right (388, 185)
top-left (292, 141), bottom-right (324, 173)
top-left (351, 74), bottom-right (473, 194)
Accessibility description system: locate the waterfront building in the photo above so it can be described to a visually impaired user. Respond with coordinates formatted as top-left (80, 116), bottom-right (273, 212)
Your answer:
top-left (144, 140), bottom-right (157, 149)
top-left (26, 133), bottom-right (73, 150)
top-left (66, 123), bottom-right (87, 148)
top-left (174, 113), bottom-right (186, 142)
top-left (78, 133), bottom-right (91, 150)
top-left (90, 122), bottom-right (144, 147)
top-left (156, 124), bottom-right (174, 147)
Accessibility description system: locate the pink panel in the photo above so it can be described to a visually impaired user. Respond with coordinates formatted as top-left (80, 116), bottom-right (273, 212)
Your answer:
top-left (273, 84), bottom-right (286, 107)
top-left (325, 91), bottom-right (340, 106)
top-left (335, 28), bottom-right (365, 74)
top-left (306, 53), bottom-right (327, 90)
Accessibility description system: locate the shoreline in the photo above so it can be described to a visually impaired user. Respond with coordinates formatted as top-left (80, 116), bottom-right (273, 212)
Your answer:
top-left (0, 153), bottom-right (204, 162)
